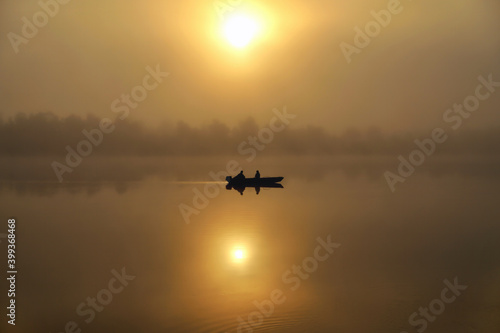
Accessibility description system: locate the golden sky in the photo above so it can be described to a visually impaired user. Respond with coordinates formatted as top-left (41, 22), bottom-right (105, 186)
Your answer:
top-left (1, 0), bottom-right (499, 132)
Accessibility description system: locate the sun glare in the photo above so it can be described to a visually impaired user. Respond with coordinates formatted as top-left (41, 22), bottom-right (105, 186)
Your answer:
top-left (232, 247), bottom-right (247, 262)
top-left (223, 13), bottom-right (260, 48)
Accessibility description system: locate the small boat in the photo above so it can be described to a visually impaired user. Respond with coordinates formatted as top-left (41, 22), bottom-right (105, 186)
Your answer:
top-left (226, 176), bottom-right (284, 187)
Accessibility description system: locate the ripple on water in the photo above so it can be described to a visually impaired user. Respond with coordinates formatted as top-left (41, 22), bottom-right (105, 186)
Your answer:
top-left (177, 305), bottom-right (318, 333)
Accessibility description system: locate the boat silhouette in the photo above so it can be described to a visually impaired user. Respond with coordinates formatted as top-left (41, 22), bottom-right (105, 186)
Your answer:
top-left (225, 175), bottom-right (284, 195)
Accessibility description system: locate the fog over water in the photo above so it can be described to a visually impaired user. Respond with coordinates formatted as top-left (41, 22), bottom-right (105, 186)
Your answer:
top-left (1, 0), bottom-right (499, 332)
top-left (1, 156), bottom-right (499, 332)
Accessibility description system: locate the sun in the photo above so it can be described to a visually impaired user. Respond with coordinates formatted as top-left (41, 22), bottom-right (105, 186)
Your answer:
top-left (234, 249), bottom-right (245, 259)
top-left (231, 247), bottom-right (247, 263)
top-left (223, 13), bottom-right (260, 49)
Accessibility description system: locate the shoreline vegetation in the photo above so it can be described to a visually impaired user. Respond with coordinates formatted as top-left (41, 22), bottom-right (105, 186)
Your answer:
top-left (0, 112), bottom-right (499, 156)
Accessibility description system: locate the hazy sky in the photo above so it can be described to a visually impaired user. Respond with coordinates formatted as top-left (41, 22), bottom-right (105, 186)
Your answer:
top-left (1, 0), bottom-right (499, 132)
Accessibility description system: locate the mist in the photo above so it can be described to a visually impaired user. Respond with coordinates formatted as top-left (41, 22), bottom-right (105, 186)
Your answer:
top-left (1, 111), bottom-right (499, 157)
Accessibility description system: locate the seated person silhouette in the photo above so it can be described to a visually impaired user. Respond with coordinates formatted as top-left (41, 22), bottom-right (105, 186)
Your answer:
top-left (255, 171), bottom-right (261, 194)
top-left (233, 170), bottom-right (245, 183)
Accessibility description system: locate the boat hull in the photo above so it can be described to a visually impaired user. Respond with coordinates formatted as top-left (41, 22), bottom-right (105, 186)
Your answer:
top-left (228, 177), bottom-right (283, 187)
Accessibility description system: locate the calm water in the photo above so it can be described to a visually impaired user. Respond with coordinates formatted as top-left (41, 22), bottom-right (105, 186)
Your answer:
top-left (1, 156), bottom-right (499, 332)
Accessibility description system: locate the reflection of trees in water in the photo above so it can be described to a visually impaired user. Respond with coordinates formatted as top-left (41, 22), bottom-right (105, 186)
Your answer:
top-left (0, 156), bottom-right (499, 196)
top-left (0, 181), bottom-right (130, 197)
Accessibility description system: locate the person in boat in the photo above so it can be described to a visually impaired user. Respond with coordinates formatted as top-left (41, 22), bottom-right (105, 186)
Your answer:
top-left (255, 170), bottom-right (260, 179)
top-left (233, 170), bottom-right (245, 183)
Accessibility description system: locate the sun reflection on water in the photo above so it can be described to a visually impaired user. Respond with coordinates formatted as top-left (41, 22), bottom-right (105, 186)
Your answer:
top-left (231, 247), bottom-right (247, 263)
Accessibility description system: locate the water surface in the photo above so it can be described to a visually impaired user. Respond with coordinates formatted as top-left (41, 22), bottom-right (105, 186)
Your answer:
top-left (0, 156), bottom-right (499, 332)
